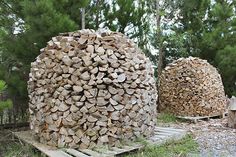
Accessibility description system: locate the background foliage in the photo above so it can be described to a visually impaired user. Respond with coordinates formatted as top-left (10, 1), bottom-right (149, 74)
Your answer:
top-left (0, 0), bottom-right (235, 117)
top-left (0, 80), bottom-right (13, 111)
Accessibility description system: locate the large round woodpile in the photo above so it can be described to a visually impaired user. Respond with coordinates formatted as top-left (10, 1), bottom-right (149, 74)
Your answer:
top-left (27, 29), bottom-right (157, 148)
top-left (159, 57), bottom-right (227, 116)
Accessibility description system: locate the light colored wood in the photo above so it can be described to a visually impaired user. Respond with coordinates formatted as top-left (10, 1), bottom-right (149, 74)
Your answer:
top-left (122, 145), bottom-right (143, 152)
top-left (111, 147), bottom-right (130, 154)
top-left (154, 126), bottom-right (186, 132)
top-left (176, 112), bottom-right (228, 123)
top-left (96, 149), bottom-right (116, 156)
top-left (28, 29), bottom-right (157, 148)
top-left (159, 57), bottom-right (227, 117)
top-left (156, 132), bottom-right (176, 136)
top-left (66, 149), bottom-right (90, 157)
top-left (80, 149), bottom-right (104, 157)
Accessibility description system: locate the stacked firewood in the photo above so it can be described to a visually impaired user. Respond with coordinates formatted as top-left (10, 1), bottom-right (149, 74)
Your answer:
top-left (27, 29), bottom-right (157, 148)
top-left (159, 57), bottom-right (227, 116)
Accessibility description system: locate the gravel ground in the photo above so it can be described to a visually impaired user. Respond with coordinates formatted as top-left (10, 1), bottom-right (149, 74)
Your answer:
top-left (158, 116), bottom-right (236, 157)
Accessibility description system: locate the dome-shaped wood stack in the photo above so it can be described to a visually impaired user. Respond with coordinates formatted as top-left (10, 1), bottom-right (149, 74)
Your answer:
top-left (27, 29), bottom-right (157, 148)
top-left (159, 57), bottom-right (227, 116)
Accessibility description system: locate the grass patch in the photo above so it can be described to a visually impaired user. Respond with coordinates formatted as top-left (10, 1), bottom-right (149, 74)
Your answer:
top-left (135, 136), bottom-right (149, 146)
top-left (3, 143), bottom-right (41, 157)
top-left (0, 129), bottom-right (40, 157)
top-left (126, 134), bottom-right (199, 157)
top-left (157, 113), bottom-right (178, 123)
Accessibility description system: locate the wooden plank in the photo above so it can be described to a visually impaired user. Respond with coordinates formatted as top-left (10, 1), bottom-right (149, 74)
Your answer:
top-left (93, 148), bottom-right (116, 157)
top-left (111, 147), bottom-right (128, 155)
top-left (154, 134), bottom-right (168, 139)
top-left (176, 112), bottom-right (228, 122)
top-left (79, 149), bottom-right (104, 157)
top-left (155, 127), bottom-right (186, 132)
top-left (52, 151), bottom-right (73, 157)
top-left (176, 116), bottom-right (206, 122)
top-left (150, 127), bottom-right (187, 146)
top-left (151, 134), bottom-right (184, 146)
top-left (122, 145), bottom-right (143, 152)
top-left (155, 129), bottom-right (184, 135)
top-left (66, 149), bottom-right (90, 157)
top-left (155, 132), bottom-right (174, 136)
top-left (13, 131), bottom-right (72, 157)
top-left (155, 126), bottom-right (186, 131)
top-left (100, 150), bottom-right (116, 157)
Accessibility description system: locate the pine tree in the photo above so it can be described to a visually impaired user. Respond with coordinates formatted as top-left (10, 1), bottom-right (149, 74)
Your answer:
top-left (0, 0), bottom-right (77, 105)
top-left (216, 46), bottom-right (236, 96)
top-left (174, 0), bottom-right (236, 96)
top-left (0, 0), bottom-right (155, 110)
top-left (0, 80), bottom-right (13, 112)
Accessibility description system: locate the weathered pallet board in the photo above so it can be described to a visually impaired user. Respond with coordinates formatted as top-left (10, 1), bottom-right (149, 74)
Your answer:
top-left (13, 126), bottom-right (187, 157)
top-left (176, 112), bottom-right (228, 123)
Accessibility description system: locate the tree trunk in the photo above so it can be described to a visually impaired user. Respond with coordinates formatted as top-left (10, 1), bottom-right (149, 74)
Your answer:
top-left (156, 0), bottom-right (164, 80)
top-left (95, 0), bottom-right (100, 29)
top-left (156, 0), bottom-right (164, 110)
top-left (8, 109), bottom-right (12, 123)
top-left (81, 8), bottom-right (85, 29)
top-left (0, 113), bottom-right (3, 124)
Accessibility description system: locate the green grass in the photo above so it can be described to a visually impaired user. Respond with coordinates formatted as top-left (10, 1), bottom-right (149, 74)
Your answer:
top-left (135, 136), bottom-right (149, 146)
top-left (3, 143), bottom-right (41, 157)
top-left (157, 112), bottom-right (178, 123)
top-left (126, 134), bottom-right (199, 157)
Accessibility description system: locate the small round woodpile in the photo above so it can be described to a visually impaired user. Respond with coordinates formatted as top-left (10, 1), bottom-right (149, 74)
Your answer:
top-left (159, 57), bottom-right (227, 116)
top-left (27, 29), bottom-right (157, 148)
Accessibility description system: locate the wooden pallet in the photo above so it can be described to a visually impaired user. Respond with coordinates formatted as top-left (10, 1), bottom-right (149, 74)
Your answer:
top-left (13, 127), bottom-right (187, 157)
top-left (176, 112), bottom-right (228, 123)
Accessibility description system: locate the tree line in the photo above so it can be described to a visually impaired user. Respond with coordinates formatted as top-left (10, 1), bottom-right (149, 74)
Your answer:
top-left (0, 0), bottom-right (235, 117)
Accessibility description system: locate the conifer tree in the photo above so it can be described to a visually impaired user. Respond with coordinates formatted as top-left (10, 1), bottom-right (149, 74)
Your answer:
top-left (175, 0), bottom-right (236, 95)
top-left (0, 80), bottom-right (13, 111)
top-left (0, 0), bottom-right (155, 107)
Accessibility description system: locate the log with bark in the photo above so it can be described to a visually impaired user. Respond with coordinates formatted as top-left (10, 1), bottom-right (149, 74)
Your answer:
top-left (27, 29), bottom-right (157, 148)
top-left (228, 96), bottom-right (236, 128)
top-left (159, 57), bottom-right (227, 116)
